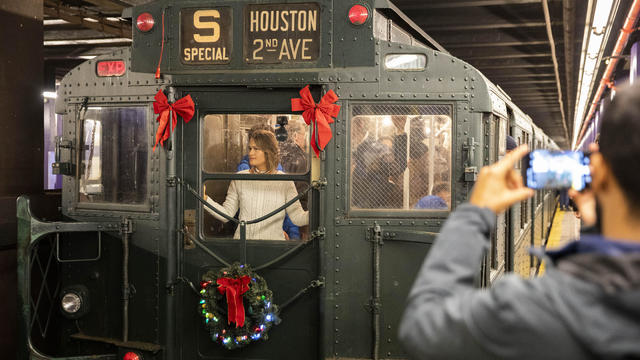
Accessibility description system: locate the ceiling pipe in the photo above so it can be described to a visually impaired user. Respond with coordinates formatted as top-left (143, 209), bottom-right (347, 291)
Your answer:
top-left (576, 0), bottom-right (640, 146)
top-left (542, 0), bottom-right (570, 145)
top-left (563, 0), bottom-right (576, 140)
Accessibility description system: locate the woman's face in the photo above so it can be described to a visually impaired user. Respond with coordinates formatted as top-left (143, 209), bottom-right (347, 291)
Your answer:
top-left (248, 138), bottom-right (267, 171)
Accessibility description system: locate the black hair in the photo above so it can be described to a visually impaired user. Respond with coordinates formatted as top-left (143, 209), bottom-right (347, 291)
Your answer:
top-left (598, 82), bottom-right (640, 213)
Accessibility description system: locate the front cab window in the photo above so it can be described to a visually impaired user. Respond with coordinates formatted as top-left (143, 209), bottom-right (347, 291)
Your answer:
top-left (202, 114), bottom-right (311, 241)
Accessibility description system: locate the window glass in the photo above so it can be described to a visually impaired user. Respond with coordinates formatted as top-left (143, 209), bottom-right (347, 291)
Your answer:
top-left (202, 114), bottom-right (309, 174)
top-left (202, 178), bottom-right (309, 241)
top-left (44, 90), bottom-right (62, 190)
top-left (385, 54), bottom-right (426, 71)
top-left (350, 104), bottom-right (452, 211)
top-left (79, 107), bottom-right (148, 205)
top-left (498, 117), bottom-right (507, 157)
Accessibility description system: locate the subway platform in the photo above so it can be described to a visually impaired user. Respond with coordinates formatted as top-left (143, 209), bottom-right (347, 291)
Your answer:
top-left (539, 207), bottom-right (582, 274)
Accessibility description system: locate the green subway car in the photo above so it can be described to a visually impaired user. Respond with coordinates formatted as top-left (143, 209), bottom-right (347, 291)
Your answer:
top-left (18, 1), bottom-right (558, 359)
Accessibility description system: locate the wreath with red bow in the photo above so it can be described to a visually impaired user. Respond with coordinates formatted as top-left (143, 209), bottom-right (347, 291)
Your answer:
top-left (199, 263), bottom-right (280, 350)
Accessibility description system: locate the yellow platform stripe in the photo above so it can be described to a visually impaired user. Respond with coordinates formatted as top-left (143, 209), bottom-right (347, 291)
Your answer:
top-left (538, 207), bottom-right (565, 275)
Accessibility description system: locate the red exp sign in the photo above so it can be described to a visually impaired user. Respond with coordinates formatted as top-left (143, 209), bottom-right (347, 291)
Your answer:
top-left (96, 60), bottom-right (126, 77)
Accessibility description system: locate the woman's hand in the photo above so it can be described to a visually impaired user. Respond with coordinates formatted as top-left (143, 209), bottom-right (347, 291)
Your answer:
top-left (203, 184), bottom-right (208, 202)
top-left (469, 145), bottom-right (535, 214)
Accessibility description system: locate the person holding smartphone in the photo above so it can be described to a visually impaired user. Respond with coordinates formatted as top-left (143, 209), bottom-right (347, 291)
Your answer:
top-left (399, 83), bottom-right (640, 359)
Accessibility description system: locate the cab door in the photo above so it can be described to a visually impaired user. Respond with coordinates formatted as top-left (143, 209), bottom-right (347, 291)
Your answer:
top-left (177, 86), bottom-right (322, 359)
top-left (326, 102), bottom-right (455, 358)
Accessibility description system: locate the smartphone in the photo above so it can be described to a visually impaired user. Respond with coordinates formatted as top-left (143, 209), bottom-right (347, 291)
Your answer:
top-left (523, 150), bottom-right (591, 190)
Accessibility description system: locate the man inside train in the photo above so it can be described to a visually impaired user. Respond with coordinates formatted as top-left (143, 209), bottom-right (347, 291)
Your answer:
top-left (399, 83), bottom-right (640, 359)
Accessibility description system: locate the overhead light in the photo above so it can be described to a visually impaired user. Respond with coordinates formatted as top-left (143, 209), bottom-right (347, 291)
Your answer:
top-left (83, 17), bottom-right (99, 23)
top-left (43, 19), bottom-right (69, 25)
top-left (572, 0), bottom-right (618, 149)
top-left (44, 38), bottom-right (132, 46)
top-left (43, 91), bottom-right (57, 99)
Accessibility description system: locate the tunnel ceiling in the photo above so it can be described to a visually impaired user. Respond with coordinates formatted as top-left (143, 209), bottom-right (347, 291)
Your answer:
top-left (44, 0), bottom-right (598, 148)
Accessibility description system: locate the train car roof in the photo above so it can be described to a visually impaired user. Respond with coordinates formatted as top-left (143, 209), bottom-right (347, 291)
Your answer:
top-left (55, 47), bottom-right (164, 115)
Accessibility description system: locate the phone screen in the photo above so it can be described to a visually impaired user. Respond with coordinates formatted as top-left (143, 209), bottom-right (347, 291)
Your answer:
top-left (525, 150), bottom-right (591, 190)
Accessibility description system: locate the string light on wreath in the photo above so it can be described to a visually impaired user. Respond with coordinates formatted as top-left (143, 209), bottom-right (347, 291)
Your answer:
top-left (199, 263), bottom-right (280, 350)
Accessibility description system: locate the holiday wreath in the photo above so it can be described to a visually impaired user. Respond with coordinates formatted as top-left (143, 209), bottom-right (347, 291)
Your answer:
top-left (199, 263), bottom-right (280, 350)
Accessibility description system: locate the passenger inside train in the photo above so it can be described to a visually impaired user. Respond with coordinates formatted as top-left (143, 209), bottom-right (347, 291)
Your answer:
top-left (399, 82), bottom-right (640, 359)
top-left (203, 129), bottom-right (309, 241)
top-left (234, 123), bottom-right (302, 240)
top-left (350, 106), bottom-right (452, 210)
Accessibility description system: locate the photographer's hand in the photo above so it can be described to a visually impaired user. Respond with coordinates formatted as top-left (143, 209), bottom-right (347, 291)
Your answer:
top-left (568, 143), bottom-right (599, 227)
top-left (470, 145), bottom-right (534, 214)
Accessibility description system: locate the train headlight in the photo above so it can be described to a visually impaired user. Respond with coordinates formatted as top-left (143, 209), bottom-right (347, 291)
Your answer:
top-left (60, 285), bottom-right (89, 319)
top-left (136, 12), bottom-right (155, 32)
top-left (61, 293), bottom-right (82, 314)
top-left (348, 5), bottom-right (369, 25)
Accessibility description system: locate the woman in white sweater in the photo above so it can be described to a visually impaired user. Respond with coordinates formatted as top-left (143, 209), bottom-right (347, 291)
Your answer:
top-left (204, 129), bottom-right (309, 240)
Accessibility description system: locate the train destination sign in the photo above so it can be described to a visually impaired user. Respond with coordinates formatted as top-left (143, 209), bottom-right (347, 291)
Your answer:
top-left (244, 3), bottom-right (320, 64)
top-left (181, 7), bottom-right (232, 64)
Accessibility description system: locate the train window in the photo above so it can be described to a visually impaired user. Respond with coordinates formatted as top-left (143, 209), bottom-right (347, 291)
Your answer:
top-left (78, 106), bottom-right (148, 205)
top-left (202, 114), bottom-right (309, 174)
top-left (202, 179), bottom-right (309, 241)
top-left (384, 54), bottom-right (426, 71)
top-left (498, 117), bottom-right (507, 157)
top-left (44, 93), bottom-right (62, 190)
top-left (350, 104), bottom-right (452, 211)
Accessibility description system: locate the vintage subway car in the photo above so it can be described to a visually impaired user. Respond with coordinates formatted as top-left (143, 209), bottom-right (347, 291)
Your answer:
top-left (18, 0), bottom-right (558, 359)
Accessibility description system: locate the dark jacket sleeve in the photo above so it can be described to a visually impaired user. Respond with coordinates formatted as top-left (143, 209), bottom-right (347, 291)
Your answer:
top-left (398, 204), bottom-right (497, 359)
top-left (398, 204), bottom-right (592, 360)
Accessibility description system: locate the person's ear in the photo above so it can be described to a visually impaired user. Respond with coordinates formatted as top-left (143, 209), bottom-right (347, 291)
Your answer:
top-left (590, 152), bottom-right (610, 193)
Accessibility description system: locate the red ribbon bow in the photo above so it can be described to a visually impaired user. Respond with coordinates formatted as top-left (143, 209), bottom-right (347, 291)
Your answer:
top-left (217, 276), bottom-right (251, 328)
top-left (291, 85), bottom-right (341, 157)
top-left (152, 90), bottom-right (195, 151)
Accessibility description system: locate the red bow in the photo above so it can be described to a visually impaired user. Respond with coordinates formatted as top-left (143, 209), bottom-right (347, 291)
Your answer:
top-left (217, 276), bottom-right (251, 328)
top-left (291, 85), bottom-right (341, 157)
top-left (152, 90), bottom-right (195, 151)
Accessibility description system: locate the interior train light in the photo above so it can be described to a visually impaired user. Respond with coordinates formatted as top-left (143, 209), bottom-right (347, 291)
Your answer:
top-left (123, 352), bottom-right (141, 360)
top-left (96, 60), bottom-right (126, 77)
top-left (348, 5), bottom-right (369, 25)
top-left (136, 12), bottom-right (154, 32)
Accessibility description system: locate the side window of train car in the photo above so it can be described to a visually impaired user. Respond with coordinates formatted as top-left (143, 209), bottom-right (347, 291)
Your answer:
top-left (518, 133), bottom-right (527, 228)
top-left (523, 131), bottom-right (530, 221)
top-left (201, 114), bottom-right (310, 241)
top-left (349, 104), bottom-right (452, 212)
top-left (498, 117), bottom-right (507, 159)
top-left (78, 106), bottom-right (149, 207)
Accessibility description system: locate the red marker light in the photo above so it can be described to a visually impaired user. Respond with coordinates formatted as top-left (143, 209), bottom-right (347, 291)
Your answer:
top-left (123, 352), bottom-right (140, 360)
top-left (96, 60), bottom-right (126, 77)
top-left (348, 5), bottom-right (369, 25)
top-left (136, 12), bottom-right (154, 32)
